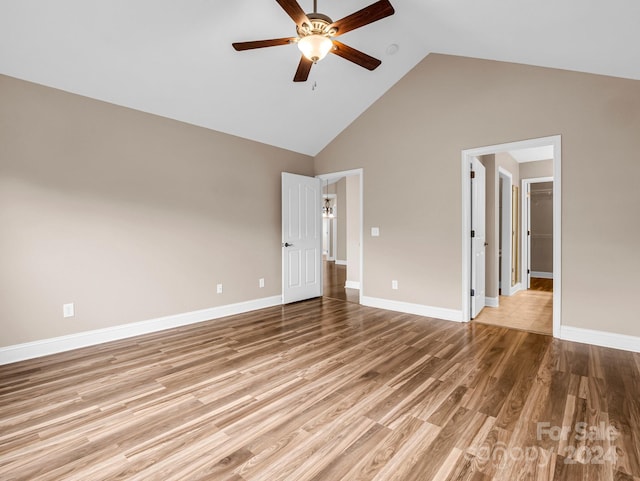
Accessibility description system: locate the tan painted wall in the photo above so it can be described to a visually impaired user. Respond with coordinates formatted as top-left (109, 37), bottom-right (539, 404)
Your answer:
top-left (495, 153), bottom-right (520, 290)
top-left (336, 178), bottom-right (347, 262)
top-left (0, 75), bottom-right (313, 347)
top-left (315, 53), bottom-right (640, 337)
top-left (520, 158), bottom-right (553, 179)
top-left (346, 175), bottom-right (361, 285)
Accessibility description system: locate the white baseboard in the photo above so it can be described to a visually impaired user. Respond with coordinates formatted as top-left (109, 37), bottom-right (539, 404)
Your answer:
top-left (327, 256), bottom-right (335, 261)
top-left (335, 260), bottom-right (347, 266)
top-left (560, 325), bottom-right (640, 353)
top-left (361, 296), bottom-right (463, 322)
top-left (344, 281), bottom-right (360, 290)
top-left (485, 297), bottom-right (499, 308)
top-left (531, 271), bottom-right (553, 279)
top-left (0, 295), bottom-right (282, 365)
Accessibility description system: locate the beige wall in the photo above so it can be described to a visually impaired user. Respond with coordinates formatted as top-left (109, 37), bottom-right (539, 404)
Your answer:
top-left (496, 153), bottom-right (520, 182)
top-left (346, 175), bottom-right (361, 285)
top-left (0, 75), bottom-right (313, 347)
top-left (336, 178), bottom-right (347, 262)
top-left (495, 153), bottom-right (520, 290)
top-left (315, 53), bottom-right (640, 337)
top-left (520, 158), bottom-right (553, 179)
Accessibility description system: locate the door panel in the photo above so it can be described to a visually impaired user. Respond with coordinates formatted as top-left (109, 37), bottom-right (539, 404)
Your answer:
top-left (282, 173), bottom-right (322, 303)
top-left (471, 157), bottom-right (486, 318)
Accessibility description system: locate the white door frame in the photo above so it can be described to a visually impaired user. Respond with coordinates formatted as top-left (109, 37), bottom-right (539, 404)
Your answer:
top-left (498, 167), bottom-right (515, 297)
top-left (461, 135), bottom-right (561, 338)
top-left (317, 168), bottom-right (364, 304)
top-left (521, 177), bottom-right (553, 289)
top-left (470, 157), bottom-right (487, 318)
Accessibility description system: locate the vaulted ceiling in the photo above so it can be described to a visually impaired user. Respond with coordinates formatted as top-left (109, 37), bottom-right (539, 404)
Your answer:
top-left (1, 0), bottom-right (638, 156)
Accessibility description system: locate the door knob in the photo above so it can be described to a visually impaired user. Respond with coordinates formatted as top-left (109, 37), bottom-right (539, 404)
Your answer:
top-left (283, 242), bottom-right (294, 247)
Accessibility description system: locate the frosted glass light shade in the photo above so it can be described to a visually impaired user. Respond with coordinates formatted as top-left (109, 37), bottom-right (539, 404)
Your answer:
top-left (298, 35), bottom-right (333, 63)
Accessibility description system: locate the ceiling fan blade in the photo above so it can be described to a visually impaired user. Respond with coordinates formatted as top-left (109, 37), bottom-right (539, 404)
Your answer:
top-left (232, 38), bottom-right (296, 51)
top-left (276, 0), bottom-right (310, 27)
top-left (293, 56), bottom-right (313, 82)
top-left (329, 0), bottom-right (395, 37)
top-left (330, 40), bottom-right (381, 70)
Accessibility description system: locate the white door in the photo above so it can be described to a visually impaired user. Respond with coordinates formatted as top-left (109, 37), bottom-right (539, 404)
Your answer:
top-left (525, 182), bottom-right (532, 289)
top-left (282, 173), bottom-right (322, 303)
top-left (470, 157), bottom-right (486, 318)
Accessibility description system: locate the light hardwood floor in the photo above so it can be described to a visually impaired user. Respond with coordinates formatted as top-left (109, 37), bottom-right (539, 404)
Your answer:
top-left (474, 279), bottom-right (553, 335)
top-left (1, 298), bottom-right (639, 480)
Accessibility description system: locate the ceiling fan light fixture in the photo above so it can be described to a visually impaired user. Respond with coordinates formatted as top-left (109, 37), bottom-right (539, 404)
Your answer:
top-left (298, 34), bottom-right (333, 63)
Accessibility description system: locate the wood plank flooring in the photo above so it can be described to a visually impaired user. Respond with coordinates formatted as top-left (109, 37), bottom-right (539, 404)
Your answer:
top-left (474, 279), bottom-right (553, 335)
top-left (323, 260), bottom-right (359, 304)
top-left (1, 298), bottom-right (639, 480)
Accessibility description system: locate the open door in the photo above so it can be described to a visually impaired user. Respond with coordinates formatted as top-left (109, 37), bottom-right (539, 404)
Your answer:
top-left (282, 173), bottom-right (322, 303)
top-left (524, 182), bottom-right (532, 289)
top-left (470, 157), bottom-right (486, 318)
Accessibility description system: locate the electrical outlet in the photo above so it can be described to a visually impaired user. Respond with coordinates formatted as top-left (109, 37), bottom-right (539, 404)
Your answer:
top-left (371, 227), bottom-right (380, 237)
top-left (216, 283), bottom-right (223, 294)
top-left (391, 280), bottom-right (398, 290)
top-left (63, 303), bottom-right (75, 318)
top-left (259, 278), bottom-right (265, 288)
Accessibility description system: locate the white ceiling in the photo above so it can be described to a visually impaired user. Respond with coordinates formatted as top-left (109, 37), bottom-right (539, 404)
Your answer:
top-left (1, 0), bottom-right (639, 156)
top-left (508, 146), bottom-right (555, 163)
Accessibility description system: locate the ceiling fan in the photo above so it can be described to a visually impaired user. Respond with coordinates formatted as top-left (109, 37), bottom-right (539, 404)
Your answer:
top-left (232, 0), bottom-right (395, 82)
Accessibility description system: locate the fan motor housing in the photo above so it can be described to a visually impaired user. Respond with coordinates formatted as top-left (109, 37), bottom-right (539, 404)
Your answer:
top-left (297, 13), bottom-right (336, 37)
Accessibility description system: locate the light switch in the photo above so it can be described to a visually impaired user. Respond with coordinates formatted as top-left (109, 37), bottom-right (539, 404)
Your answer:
top-left (371, 227), bottom-right (380, 237)
top-left (63, 303), bottom-right (74, 318)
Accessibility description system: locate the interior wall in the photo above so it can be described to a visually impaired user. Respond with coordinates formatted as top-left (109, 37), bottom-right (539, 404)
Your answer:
top-left (0, 74), bottom-right (313, 347)
top-left (495, 153), bottom-right (520, 291)
top-left (314, 53), bottom-right (640, 338)
top-left (520, 158), bottom-right (553, 179)
top-left (345, 175), bottom-right (361, 285)
top-left (336, 178), bottom-right (347, 262)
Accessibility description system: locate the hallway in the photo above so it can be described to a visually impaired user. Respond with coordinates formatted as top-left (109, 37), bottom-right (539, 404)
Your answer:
top-left (323, 260), bottom-right (359, 304)
top-left (473, 278), bottom-right (553, 335)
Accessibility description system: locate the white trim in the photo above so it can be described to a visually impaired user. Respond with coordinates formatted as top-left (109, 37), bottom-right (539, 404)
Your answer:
top-left (531, 271), bottom-right (553, 279)
top-left (485, 297), bottom-right (499, 308)
top-left (560, 326), bottom-right (640, 353)
top-left (521, 176), bottom-right (553, 290)
top-left (318, 168), bottom-right (364, 305)
top-left (344, 281), bottom-right (360, 290)
top-left (0, 296), bottom-right (282, 365)
top-left (461, 135), bottom-right (561, 340)
top-left (361, 296), bottom-right (463, 322)
top-left (461, 155), bottom-right (472, 322)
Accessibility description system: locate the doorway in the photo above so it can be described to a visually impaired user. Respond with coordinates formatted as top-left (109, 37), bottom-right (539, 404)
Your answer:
top-left (461, 136), bottom-right (561, 337)
top-left (317, 169), bottom-right (363, 304)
